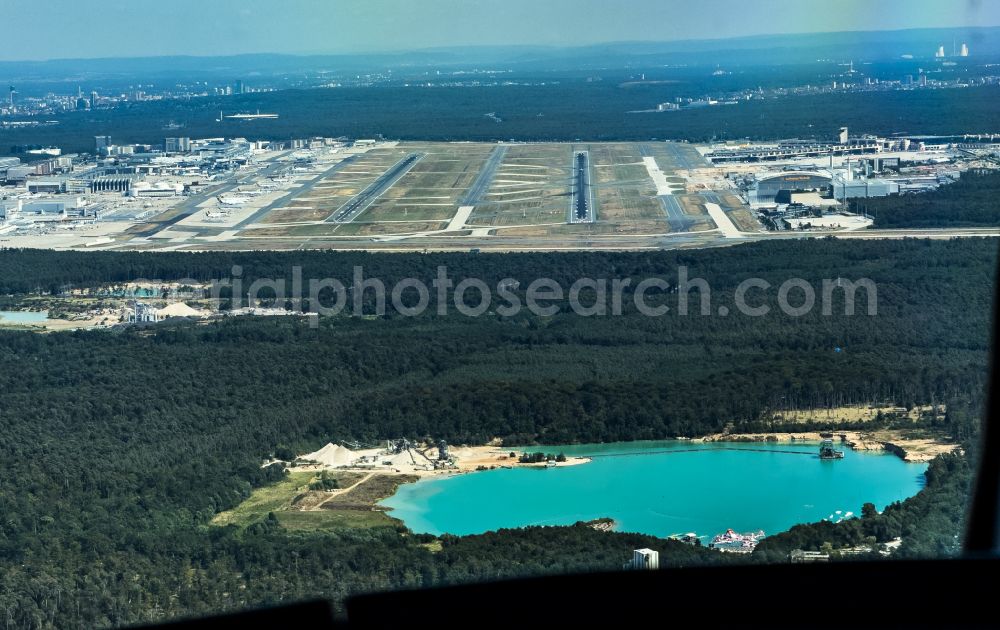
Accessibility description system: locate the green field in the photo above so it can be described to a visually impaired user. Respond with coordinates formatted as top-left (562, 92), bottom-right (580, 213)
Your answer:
top-left (212, 470), bottom-right (417, 532)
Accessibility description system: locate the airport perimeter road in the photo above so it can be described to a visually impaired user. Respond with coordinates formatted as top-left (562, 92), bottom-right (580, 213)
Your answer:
top-left (460, 145), bottom-right (508, 206)
top-left (326, 153), bottom-right (424, 223)
top-left (235, 155), bottom-right (357, 228)
top-left (214, 226), bottom-right (1000, 254)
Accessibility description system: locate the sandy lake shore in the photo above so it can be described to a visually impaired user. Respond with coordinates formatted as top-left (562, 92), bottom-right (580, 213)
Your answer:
top-left (289, 444), bottom-right (591, 478)
top-left (695, 430), bottom-right (959, 463)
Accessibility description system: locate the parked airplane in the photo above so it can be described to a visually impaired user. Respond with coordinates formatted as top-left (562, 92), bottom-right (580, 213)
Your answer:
top-left (217, 195), bottom-right (248, 207)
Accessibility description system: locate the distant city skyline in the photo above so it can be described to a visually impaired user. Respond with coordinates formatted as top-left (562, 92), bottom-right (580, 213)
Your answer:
top-left (2, 0), bottom-right (999, 61)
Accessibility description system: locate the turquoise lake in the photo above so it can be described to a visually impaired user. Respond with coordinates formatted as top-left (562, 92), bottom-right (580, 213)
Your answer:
top-left (379, 441), bottom-right (928, 540)
top-left (0, 311), bottom-right (49, 324)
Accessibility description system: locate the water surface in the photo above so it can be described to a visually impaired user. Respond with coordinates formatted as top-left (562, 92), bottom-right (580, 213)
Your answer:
top-left (0, 311), bottom-right (49, 325)
top-left (380, 440), bottom-right (927, 539)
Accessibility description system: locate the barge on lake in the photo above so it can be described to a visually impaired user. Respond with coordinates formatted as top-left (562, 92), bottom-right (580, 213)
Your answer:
top-left (819, 439), bottom-right (845, 460)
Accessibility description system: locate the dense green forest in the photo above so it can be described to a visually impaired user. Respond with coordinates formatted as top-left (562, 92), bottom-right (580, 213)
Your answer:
top-left (2, 81), bottom-right (997, 156)
top-left (855, 170), bottom-right (1000, 229)
top-left (0, 239), bottom-right (993, 627)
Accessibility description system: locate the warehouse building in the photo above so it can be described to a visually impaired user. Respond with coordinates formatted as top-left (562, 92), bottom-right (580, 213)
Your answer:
top-left (27, 180), bottom-right (66, 194)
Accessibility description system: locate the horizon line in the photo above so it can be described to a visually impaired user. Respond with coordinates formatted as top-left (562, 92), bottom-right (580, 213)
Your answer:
top-left (0, 24), bottom-right (997, 64)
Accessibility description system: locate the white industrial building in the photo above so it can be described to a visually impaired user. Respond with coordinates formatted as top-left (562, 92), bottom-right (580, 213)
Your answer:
top-left (0, 196), bottom-right (100, 224)
top-left (165, 137), bottom-right (191, 153)
top-left (831, 175), bottom-right (899, 201)
top-left (629, 549), bottom-right (659, 570)
top-left (4, 165), bottom-right (37, 183)
top-left (131, 181), bottom-right (184, 197)
top-left (127, 303), bottom-right (160, 324)
top-left (26, 180), bottom-right (66, 194)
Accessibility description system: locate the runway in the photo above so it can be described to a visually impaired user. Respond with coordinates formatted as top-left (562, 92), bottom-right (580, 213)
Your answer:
top-left (326, 153), bottom-right (424, 223)
top-left (570, 151), bottom-right (594, 223)
top-left (236, 155), bottom-right (358, 228)
top-left (659, 195), bottom-right (693, 232)
top-left (460, 145), bottom-right (508, 206)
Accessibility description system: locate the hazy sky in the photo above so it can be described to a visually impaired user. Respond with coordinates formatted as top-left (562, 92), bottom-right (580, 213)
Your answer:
top-left (4, 0), bottom-right (999, 60)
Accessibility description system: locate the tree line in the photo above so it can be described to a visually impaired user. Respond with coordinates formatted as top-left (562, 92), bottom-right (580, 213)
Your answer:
top-left (856, 170), bottom-right (1000, 229)
top-left (0, 238), bottom-right (992, 627)
top-left (3, 81), bottom-right (997, 156)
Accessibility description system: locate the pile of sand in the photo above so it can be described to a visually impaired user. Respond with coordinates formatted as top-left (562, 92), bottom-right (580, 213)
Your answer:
top-left (386, 451), bottom-right (416, 467)
top-left (303, 443), bottom-right (357, 467)
top-left (158, 302), bottom-right (207, 318)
